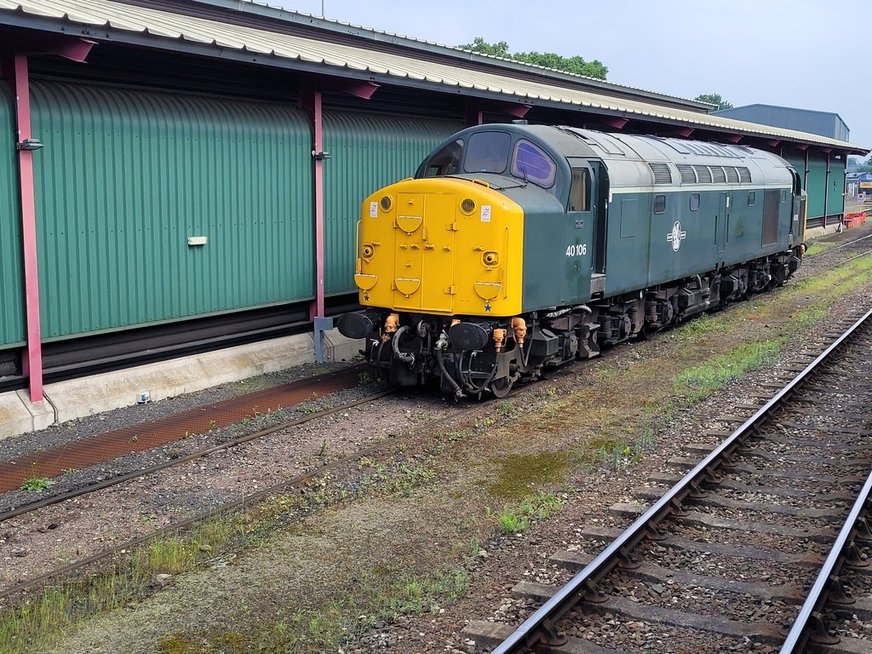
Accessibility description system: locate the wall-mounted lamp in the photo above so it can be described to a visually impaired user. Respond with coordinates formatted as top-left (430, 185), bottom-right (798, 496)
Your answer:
top-left (312, 150), bottom-right (331, 160)
top-left (16, 138), bottom-right (44, 151)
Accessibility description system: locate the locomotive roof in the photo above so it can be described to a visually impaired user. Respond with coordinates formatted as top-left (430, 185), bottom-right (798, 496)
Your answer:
top-left (511, 125), bottom-right (795, 189)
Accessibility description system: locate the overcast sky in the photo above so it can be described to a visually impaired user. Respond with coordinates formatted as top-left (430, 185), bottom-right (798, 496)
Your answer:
top-left (278, 0), bottom-right (871, 153)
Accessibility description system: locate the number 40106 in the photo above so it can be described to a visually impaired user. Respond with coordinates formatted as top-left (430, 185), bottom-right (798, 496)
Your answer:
top-left (565, 243), bottom-right (588, 257)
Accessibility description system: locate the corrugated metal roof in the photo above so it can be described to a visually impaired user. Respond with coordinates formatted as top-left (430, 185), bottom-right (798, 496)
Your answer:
top-left (183, 0), bottom-right (711, 112)
top-left (0, 0), bottom-right (864, 152)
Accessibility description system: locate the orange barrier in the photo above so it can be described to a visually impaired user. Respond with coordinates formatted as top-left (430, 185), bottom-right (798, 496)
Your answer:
top-left (844, 211), bottom-right (868, 228)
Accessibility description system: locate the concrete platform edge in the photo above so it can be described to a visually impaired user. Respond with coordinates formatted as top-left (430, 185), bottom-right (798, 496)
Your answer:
top-left (0, 330), bottom-right (363, 441)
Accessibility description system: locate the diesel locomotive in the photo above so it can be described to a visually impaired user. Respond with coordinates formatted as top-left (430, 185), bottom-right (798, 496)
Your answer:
top-left (337, 124), bottom-right (805, 398)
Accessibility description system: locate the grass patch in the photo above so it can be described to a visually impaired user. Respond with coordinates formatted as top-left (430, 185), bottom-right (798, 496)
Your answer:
top-left (795, 254), bottom-right (872, 293)
top-left (672, 310), bottom-right (732, 340)
top-left (19, 477), bottom-right (53, 492)
top-left (804, 242), bottom-right (831, 257)
top-left (156, 567), bottom-right (471, 654)
top-left (674, 337), bottom-right (785, 402)
top-left (494, 491), bottom-right (564, 534)
top-left (0, 513), bottom-right (253, 654)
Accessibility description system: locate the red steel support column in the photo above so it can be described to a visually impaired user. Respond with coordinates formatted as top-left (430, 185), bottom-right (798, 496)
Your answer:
top-left (11, 54), bottom-right (43, 402)
top-left (311, 91), bottom-right (326, 320)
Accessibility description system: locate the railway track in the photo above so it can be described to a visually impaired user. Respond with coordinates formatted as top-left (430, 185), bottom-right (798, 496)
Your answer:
top-left (0, 366), bottom-right (384, 515)
top-left (466, 306), bottom-right (872, 654)
top-left (804, 228), bottom-right (872, 271)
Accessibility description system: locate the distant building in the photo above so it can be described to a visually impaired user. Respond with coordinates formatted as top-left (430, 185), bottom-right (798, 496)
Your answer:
top-left (714, 104), bottom-right (849, 142)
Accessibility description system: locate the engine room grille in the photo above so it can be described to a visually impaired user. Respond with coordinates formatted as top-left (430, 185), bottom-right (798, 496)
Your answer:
top-left (648, 162), bottom-right (673, 185)
top-left (673, 164), bottom-right (752, 185)
top-left (693, 165), bottom-right (713, 184)
top-left (677, 164), bottom-right (696, 184)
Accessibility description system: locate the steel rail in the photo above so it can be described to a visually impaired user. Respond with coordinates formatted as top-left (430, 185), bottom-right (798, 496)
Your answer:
top-left (808, 231), bottom-right (872, 256)
top-left (0, 388), bottom-right (396, 523)
top-left (840, 247), bottom-right (872, 266)
top-left (491, 305), bottom-right (872, 654)
top-left (0, 426), bottom-right (391, 601)
top-left (778, 469), bottom-right (872, 653)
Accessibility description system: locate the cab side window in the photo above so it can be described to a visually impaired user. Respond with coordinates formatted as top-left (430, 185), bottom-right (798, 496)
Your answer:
top-left (569, 168), bottom-right (591, 212)
top-left (511, 140), bottom-right (557, 188)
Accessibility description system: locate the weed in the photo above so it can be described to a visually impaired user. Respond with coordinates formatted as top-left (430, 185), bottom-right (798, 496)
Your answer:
top-left (476, 416), bottom-right (496, 429)
top-left (299, 403), bottom-right (320, 414)
top-left (389, 569), bottom-right (469, 614)
top-left (208, 419), bottom-right (218, 431)
top-left (495, 399), bottom-right (513, 417)
top-left (674, 337), bottom-right (784, 402)
top-left (387, 463), bottom-right (436, 496)
top-left (309, 472), bottom-right (335, 506)
top-left (318, 438), bottom-right (329, 458)
top-left (496, 491), bottom-right (563, 534)
top-left (594, 367), bottom-right (616, 382)
top-left (20, 477), bottom-right (53, 492)
top-left (357, 370), bottom-right (374, 385)
top-left (437, 429), bottom-right (468, 443)
top-left (804, 241), bottom-right (833, 257)
top-left (145, 538), bottom-right (195, 575)
top-left (593, 444), bottom-right (627, 470)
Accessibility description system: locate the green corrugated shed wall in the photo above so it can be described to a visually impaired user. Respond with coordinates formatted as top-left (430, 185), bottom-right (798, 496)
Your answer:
top-left (827, 158), bottom-right (846, 217)
top-left (784, 151), bottom-right (845, 223)
top-left (30, 82), bottom-right (313, 341)
top-left (806, 157), bottom-right (827, 221)
top-left (322, 112), bottom-right (465, 295)
top-left (0, 83), bottom-right (25, 349)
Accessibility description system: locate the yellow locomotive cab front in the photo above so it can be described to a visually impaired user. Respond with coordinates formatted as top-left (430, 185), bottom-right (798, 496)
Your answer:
top-left (354, 177), bottom-right (525, 317)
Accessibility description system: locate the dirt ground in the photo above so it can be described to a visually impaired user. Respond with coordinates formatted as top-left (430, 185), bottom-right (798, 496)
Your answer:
top-left (30, 229), bottom-right (872, 654)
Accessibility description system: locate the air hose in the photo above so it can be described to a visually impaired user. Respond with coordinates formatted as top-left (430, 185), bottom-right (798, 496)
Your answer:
top-left (435, 336), bottom-right (464, 399)
top-left (391, 326), bottom-right (416, 366)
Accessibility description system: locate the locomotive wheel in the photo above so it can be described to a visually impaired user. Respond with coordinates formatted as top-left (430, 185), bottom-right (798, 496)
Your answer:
top-left (489, 376), bottom-right (514, 398)
top-left (639, 323), bottom-right (659, 341)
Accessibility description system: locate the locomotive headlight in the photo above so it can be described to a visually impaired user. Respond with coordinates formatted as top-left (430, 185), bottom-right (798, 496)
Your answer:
top-left (482, 251), bottom-right (499, 267)
top-left (380, 195), bottom-right (393, 212)
top-left (460, 197), bottom-right (476, 215)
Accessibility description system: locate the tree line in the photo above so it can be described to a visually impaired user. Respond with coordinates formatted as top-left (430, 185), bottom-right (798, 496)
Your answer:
top-left (459, 38), bottom-right (731, 113)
